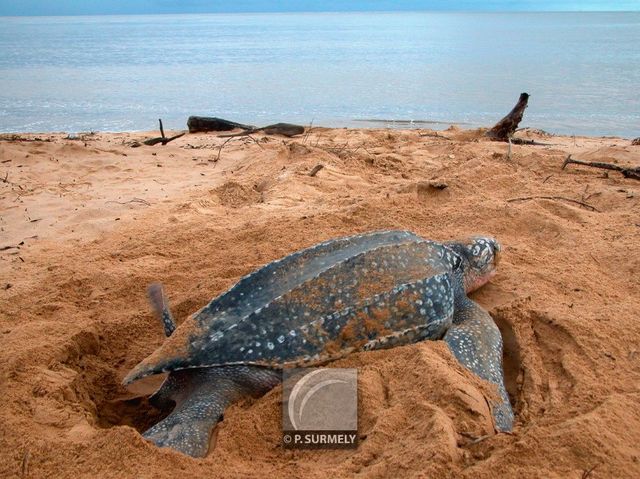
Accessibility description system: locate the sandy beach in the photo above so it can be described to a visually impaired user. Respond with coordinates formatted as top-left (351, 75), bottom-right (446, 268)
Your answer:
top-left (1, 126), bottom-right (639, 478)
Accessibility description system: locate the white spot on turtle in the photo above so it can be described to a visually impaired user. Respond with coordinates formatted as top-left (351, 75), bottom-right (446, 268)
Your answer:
top-left (209, 331), bottom-right (224, 341)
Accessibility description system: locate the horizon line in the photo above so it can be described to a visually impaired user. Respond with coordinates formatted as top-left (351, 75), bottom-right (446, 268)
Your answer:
top-left (1, 9), bottom-right (638, 18)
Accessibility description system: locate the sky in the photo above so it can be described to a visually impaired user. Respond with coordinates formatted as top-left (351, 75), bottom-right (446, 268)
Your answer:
top-left (0, 0), bottom-right (638, 16)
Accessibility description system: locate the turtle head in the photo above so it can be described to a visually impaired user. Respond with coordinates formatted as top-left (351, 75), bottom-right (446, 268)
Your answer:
top-left (447, 237), bottom-right (501, 293)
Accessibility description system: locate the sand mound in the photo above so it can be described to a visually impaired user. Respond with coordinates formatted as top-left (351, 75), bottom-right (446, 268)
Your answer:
top-left (1, 128), bottom-right (638, 478)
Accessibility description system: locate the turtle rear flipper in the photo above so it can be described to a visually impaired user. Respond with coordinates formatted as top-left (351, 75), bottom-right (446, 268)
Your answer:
top-left (444, 299), bottom-right (514, 432)
top-left (147, 283), bottom-right (176, 337)
top-left (143, 366), bottom-right (280, 457)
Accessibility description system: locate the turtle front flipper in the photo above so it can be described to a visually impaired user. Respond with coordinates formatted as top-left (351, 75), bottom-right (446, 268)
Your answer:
top-left (143, 366), bottom-right (280, 457)
top-left (444, 299), bottom-right (514, 432)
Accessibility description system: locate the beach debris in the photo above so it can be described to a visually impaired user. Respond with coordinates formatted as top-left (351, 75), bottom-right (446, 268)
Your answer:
top-left (308, 164), bottom-right (324, 177)
top-left (1, 241), bottom-right (24, 251)
top-left (507, 195), bottom-right (599, 212)
top-left (21, 449), bottom-right (30, 478)
top-left (581, 463), bottom-right (600, 479)
top-left (0, 134), bottom-right (52, 143)
top-left (419, 131), bottom-right (453, 141)
top-left (486, 93), bottom-right (530, 142)
top-left (562, 154), bottom-right (640, 180)
top-left (219, 123), bottom-right (305, 138)
top-left (187, 116), bottom-right (255, 133)
top-left (105, 198), bottom-right (151, 207)
top-left (631, 137), bottom-right (640, 146)
top-left (141, 119), bottom-right (186, 146)
top-left (216, 134), bottom-right (264, 161)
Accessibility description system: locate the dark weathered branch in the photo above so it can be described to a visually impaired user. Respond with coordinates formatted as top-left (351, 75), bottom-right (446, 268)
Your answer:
top-left (308, 164), bottom-right (324, 177)
top-left (187, 116), bottom-right (255, 133)
top-left (142, 132), bottom-right (185, 146)
top-left (486, 93), bottom-right (530, 141)
top-left (509, 138), bottom-right (555, 146)
top-left (562, 154), bottom-right (640, 180)
top-left (142, 119), bottom-right (185, 146)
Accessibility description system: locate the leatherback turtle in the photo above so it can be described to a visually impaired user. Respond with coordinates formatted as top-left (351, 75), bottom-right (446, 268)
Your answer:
top-left (124, 230), bottom-right (514, 457)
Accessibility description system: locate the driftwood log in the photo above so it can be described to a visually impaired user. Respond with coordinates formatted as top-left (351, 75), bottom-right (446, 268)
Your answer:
top-left (562, 155), bottom-right (640, 180)
top-left (187, 116), bottom-right (254, 133)
top-left (486, 93), bottom-right (530, 141)
top-left (219, 123), bottom-right (305, 138)
top-left (142, 119), bottom-right (185, 146)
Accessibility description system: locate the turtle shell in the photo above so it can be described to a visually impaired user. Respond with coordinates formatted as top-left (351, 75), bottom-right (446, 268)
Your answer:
top-left (124, 230), bottom-right (460, 384)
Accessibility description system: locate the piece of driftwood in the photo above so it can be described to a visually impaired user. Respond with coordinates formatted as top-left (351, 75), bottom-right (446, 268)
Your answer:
top-left (562, 154), bottom-right (640, 180)
top-left (219, 123), bottom-right (305, 138)
top-left (143, 119), bottom-right (185, 146)
top-left (486, 93), bottom-right (530, 141)
top-left (187, 116), bottom-right (255, 133)
top-left (631, 137), bottom-right (640, 146)
top-left (308, 164), bottom-right (324, 177)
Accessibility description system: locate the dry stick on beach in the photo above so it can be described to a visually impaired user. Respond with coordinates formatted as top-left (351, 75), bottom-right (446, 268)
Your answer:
top-left (216, 135), bottom-right (263, 161)
top-left (507, 195), bottom-right (599, 212)
top-left (419, 131), bottom-right (453, 141)
top-left (562, 154), bottom-right (640, 180)
top-left (142, 119), bottom-right (186, 146)
top-left (218, 123), bottom-right (305, 138)
top-left (308, 164), bottom-right (324, 177)
top-left (301, 120), bottom-right (314, 144)
top-left (105, 198), bottom-right (151, 206)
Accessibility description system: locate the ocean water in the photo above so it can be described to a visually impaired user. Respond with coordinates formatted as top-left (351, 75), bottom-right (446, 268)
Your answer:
top-left (0, 12), bottom-right (638, 136)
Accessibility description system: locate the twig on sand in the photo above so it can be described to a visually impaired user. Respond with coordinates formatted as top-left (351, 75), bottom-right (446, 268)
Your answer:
top-left (308, 164), bottom-right (324, 177)
top-left (562, 154), bottom-right (640, 180)
top-left (459, 431), bottom-right (491, 446)
top-left (21, 450), bottom-right (30, 478)
top-left (301, 120), bottom-right (314, 144)
top-left (581, 463), bottom-right (600, 479)
top-left (509, 138), bottom-right (555, 146)
top-left (105, 198), bottom-right (151, 207)
top-left (507, 195), bottom-right (599, 212)
top-left (1, 241), bottom-right (24, 251)
top-left (216, 134), bottom-right (263, 161)
top-left (142, 119), bottom-right (186, 146)
top-left (419, 131), bottom-right (452, 141)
